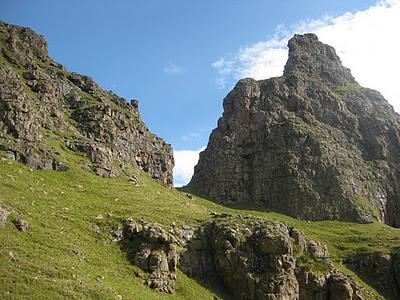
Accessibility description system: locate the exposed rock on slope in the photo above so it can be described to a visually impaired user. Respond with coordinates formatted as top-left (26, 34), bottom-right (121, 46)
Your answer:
top-left (122, 219), bottom-right (194, 293)
top-left (121, 215), bottom-right (371, 299)
top-left (0, 204), bottom-right (10, 228)
top-left (188, 33), bottom-right (400, 226)
top-left (0, 21), bottom-right (173, 185)
top-left (346, 252), bottom-right (400, 299)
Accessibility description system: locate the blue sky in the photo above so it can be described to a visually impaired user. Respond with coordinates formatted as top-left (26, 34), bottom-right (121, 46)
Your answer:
top-left (1, 0), bottom-right (399, 186)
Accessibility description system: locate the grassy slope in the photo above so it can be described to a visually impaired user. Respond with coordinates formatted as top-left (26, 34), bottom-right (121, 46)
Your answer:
top-left (1, 145), bottom-right (400, 299)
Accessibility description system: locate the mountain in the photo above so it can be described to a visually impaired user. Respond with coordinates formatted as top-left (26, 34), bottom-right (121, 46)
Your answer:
top-left (1, 22), bottom-right (400, 300)
top-left (0, 21), bottom-right (173, 186)
top-left (188, 33), bottom-right (400, 227)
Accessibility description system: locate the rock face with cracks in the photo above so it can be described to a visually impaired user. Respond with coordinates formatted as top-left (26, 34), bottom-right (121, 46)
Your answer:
top-left (345, 252), bottom-right (400, 299)
top-left (188, 33), bottom-right (400, 226)
top-left (0, 21), bottom-right (173, 186)
top-left (121, 215), bottom-right (371, 299)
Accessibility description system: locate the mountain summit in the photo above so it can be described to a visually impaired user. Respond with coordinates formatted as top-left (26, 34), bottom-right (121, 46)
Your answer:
top-left (188, 33), bottom-right (400, 227)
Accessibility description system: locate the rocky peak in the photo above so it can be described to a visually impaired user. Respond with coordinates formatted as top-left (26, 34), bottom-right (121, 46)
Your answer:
top-left (0, 21), bottom-right (174, 186)
top-left (284, 33), bottom-right (356, 86)
top-left (189, 33), bottom-right (400, 227)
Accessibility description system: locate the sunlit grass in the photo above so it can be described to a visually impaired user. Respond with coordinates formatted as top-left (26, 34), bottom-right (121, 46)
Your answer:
top-left (1, 148), bottom-right (399, 299)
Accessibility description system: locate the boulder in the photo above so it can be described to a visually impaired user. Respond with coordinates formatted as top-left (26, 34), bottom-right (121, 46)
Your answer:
top-left (12, 218), bottom-right (29, 232)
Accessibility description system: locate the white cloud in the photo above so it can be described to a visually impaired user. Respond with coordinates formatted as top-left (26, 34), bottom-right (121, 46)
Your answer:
top-left (173, 147), bottom-right (205, 187)
top-left (212, 0), bottom-right (400, 112)
top-left (163, 63), bottom-right (184, 75)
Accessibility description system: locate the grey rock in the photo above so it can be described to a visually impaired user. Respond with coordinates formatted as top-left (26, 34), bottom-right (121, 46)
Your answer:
top-left (122, 220), bottom-right (194, 293)
top-left (188, 33), bottom-right (400, 227)
top-left (327, 272), bottom-right (358, 300)
top-left (0, 21), bottom-right (173, 187)
top-left (12, 218), bottom-right (29, 231)
top-left (52, 161), bottom-right (69, 172)
top-left (121, 217), bottom-right (370, 299)
top-left (128, 176), bottom-right (139, 185)
top-left (179, 216), bottom-right (366, 299)
top-left (307, 240), bottom-right (329, 259)
top-left (345, 251), bottom-right (400, 299)
top-left (0, 205), bottom-right (10, 228)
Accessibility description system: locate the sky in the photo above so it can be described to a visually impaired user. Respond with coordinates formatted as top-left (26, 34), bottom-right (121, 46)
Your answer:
top-left (1, 0), bottom-right (399, 186)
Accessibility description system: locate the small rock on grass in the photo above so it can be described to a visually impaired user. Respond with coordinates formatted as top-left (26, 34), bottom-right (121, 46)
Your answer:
top-left (0, 206), bottom-right (10, 228)
top-left (129, 176), bottom-right (139, 185)
top-left (12, 218), bottom-right (29, 231)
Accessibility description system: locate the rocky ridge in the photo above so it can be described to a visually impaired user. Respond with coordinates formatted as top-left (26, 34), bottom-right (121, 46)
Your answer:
top-left (188, 33), bottom-right (400, 226)
top-left (0, 21), bottom-right (173, 185)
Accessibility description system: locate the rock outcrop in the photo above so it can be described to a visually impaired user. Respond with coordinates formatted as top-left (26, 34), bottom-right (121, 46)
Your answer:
top-left (188, 33), bottom-right (400, 226)
top-left (0, 21), bottom-right (173, 186)
top-left (122, 219), bottom-right (194, 293)
top-left (121, 215), bottom-right (371, 299)
top-left (345, 251), bottom-right (400, 299)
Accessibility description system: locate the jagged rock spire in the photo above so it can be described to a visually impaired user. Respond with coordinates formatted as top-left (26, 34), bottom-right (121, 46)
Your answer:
top-left (188, 33), bottom-right (400, 227)
top-left (284, 33), bottom-right (356, 86)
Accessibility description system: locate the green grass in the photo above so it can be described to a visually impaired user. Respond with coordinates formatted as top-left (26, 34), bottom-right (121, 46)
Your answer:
top-left (331, 83), bottom-right (363, 95)
top-left (296, 252), bottom-right (331, 275)
top-left (1, 147), bottom-right (400, 299)
top-left (0, 150), bottom-right (219, 299)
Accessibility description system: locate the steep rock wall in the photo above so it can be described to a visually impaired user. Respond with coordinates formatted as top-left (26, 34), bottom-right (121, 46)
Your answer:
top-left (188, 34), bottom-right (400, 226)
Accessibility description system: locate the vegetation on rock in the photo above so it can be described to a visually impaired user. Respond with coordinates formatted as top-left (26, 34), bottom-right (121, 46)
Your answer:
top-left (1, 22), bottom-right (400, 299)
top-left (188, 33), bottom-right (400, 227)
top-left (0, 21), bottom-right (173, 186)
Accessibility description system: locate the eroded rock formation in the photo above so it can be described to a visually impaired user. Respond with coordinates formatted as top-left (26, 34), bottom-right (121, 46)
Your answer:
top-left (120, 215), bottom-right (373, 299)
top-left (188, 33), bottom-right (400, 226)
top-left (0, 21), bottom-right (173, 186)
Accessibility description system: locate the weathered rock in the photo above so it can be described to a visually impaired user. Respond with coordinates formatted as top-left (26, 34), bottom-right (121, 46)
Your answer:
top-left (307, 240), bottom-right (329, 259)
top-left (345, 251), bottom-right (400, 299)
top-left (122, 220), bottom-right (194, 293)
top-left (119, 217), bottom-right (372, 298)
top-left (0, 21), bottom-right (173, 186)
top-left (0, 205), bottom-right (10, 228)
top-left (184, 220), bottom-right (298, 299)
top-left (12, 218), bottom-right (29, 231)
top-left (188, 33), bottom-right (400, 226)
top-left (179, 216), bottom-right (366, 299)
top-left (327, 272), bottom-right (360, 300)
top-left (297, 268), bottom-right (328, 299)
top-left (129, 176), bottom-right (139, 183)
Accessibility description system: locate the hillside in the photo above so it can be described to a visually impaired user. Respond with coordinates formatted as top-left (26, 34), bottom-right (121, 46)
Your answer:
top-left (2, 143), bottom-right (400, 299)
top-left (1, 22), bottom-right (400, 300)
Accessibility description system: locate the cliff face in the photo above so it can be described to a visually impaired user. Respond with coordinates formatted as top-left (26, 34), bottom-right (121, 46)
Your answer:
top-left (189, 34), bottom-right (400, 226)
top-left (0, 21), bottom-right (173, 186)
